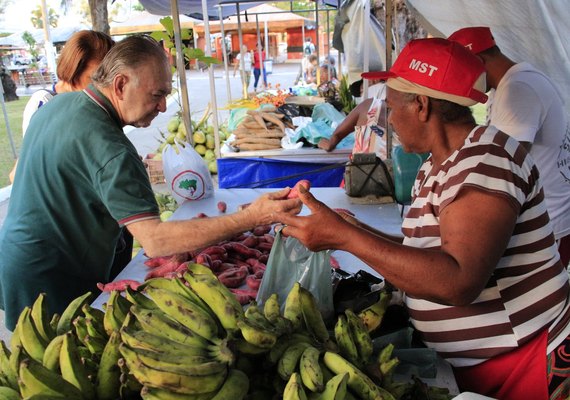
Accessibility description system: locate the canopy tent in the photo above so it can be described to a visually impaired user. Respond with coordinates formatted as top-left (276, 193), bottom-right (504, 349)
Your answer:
top-left (0, 26), bottom-right (86, 48)
top-left (110, 10), bottom-right (198, 36)
top-left (405, 0), bottom-right (570, 116)
top-left (138, 0), bottom-right (261, 20)
top-left (192, 3), bottom-right (314, 34)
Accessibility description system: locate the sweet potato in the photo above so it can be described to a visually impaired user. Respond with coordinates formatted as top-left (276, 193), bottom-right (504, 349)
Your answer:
top-left (230, 288), bottom-right (257, 305)
top-left (97, 279), bottom-right (142, 292)
top-left (217, 201), bottom-right (227, 213)
top-left (246, 274), bottom-right (263, 290)
top-left (145, 260), bottom-right (183, 280)
top-left (287, 179), bottom-right (311, 199)
top-left (217, 265), bottom-right (249, 288)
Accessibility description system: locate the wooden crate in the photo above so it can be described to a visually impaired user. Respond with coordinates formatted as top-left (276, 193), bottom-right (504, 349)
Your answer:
top-left (143, 154), bottom-right (165, 184)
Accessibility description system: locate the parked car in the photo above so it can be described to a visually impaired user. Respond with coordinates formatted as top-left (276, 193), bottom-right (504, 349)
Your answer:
top-left (12, 54), bottom-right (32, 65)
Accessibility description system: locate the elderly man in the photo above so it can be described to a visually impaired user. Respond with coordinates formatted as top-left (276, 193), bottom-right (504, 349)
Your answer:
top-left (0, 35), bottom-right (301, 331)
top-left (279, 38), bottom-right (570, 399)
top-left (449, 26), bottom-right (570, 268)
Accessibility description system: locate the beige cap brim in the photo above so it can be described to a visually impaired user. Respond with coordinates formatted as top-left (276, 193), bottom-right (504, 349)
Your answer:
top-left (386, 75), bottom-right (487, 106)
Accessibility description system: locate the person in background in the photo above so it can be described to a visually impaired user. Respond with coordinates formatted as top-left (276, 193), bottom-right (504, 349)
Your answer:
top-left (233, 44), bottom-right (252, 90)
top-left (319, 80), bottom-right (395, 160)
top-left (9, 30), bottom-right (115, 184)
top-left (0, 35), bottom-right (302, 331)
top-left (305, 54), bottom-right (319, 84)
top-left (279, 38), bottom-right (570, 399)
top-left (449, 26), bottom-right (570, 268)
top-left (252, 42), bottom-right (267, 91)
top-left (303, 37), bottom-right (315, 56)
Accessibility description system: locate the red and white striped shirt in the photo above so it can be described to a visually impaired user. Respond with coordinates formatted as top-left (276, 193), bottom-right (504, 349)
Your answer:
top-left (403, 125), bottom-right (570, 367)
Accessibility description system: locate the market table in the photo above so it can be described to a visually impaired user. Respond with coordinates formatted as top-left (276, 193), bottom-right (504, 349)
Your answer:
top-left (92, 187), bottom-right (459, 395)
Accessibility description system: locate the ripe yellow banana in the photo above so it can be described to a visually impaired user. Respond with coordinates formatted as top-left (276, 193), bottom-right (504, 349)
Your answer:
top-left (334, 315), bottom-right (359, 365)
top-left (59, 332), bottom-right (96, 399)
top-left (183, 271), bottom-right (244, 333)
top-left (284, 282), bottom-right (304, 331)
top-left (283, 372), bottom-right (308, 400)
top-left (345, 309), bottom-right (373, 364)
top-left (323, 351), bottom-right (385, 400)
top-left (277, 341), bottom-right (312, 381)
top-left (120, 346), bottom-right (227, 395)
top-left (237, 318), bottom-right (278, 349)
top-left (299, 345), bottom-right (324, 392)
top-left (95, 330), bottom-right (122, 400)
top-left (263, 293), bottom-right (281, 322)
top-left (30, 292), bottom-right (55, 343)
top-left (42, 333), bottom-right (65, 372)
top-left (142, 276), bottom-right (216, 320)
top-left (299, 286), bottom-right (329, 343)
top-left (144, 286), bottom-right (219, 341)
top-left (56, 291), bottom-right (92, 335)
top-left (210, 368), bottom-right (249, 400)
top-left (17, 306), bottom-right (49, 363)
top-left (319, 372), bottom-right (349, 400)
top-left (130, 304), bottom-right (210, 347)
top-left (245, 301), bottom-right (277, 331)
top-left (358, 291), bottom-right (391, 333)
top-left (18, 358), bottom-right (84, 399)
top-left (234, 337), bottom-right (270, 356)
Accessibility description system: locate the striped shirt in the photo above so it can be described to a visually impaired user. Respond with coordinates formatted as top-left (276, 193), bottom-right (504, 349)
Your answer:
top-left (402, 125), bottom-right (570, 368)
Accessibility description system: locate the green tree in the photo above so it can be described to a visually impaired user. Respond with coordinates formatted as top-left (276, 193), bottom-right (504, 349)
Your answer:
top-left (30, 5), bottom-right (59, 29)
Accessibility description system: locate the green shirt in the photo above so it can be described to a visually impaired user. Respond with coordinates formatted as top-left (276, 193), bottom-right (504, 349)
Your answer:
top-left (0, 85), bottom-right (158, 330)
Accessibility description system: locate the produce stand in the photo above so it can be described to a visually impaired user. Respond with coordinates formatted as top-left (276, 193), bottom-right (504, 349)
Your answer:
top-left (92, 187), bottom-right (459, 395)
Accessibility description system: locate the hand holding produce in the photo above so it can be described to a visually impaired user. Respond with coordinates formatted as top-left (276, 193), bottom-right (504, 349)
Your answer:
top-left (287, 179), bottom-right (311, 199)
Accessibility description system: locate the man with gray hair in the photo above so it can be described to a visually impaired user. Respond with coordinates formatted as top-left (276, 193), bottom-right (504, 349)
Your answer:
top-left (0, 35), bottom-right (302, 330)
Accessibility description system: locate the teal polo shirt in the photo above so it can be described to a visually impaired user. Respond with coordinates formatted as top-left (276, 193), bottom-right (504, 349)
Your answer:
top-left (0, 85), bottom-right (159, 330)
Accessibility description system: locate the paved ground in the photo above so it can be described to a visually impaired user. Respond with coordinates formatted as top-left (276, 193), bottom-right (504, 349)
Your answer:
top-left (0, 61), bottom-right (303, 343)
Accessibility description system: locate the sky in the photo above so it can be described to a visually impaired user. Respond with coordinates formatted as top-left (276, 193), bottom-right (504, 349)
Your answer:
top-left (0, 0), bottom-right (82, 33)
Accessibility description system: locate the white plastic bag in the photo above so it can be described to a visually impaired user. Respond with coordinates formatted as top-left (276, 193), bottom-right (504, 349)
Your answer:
top-left (162, 142), bottom-right (214, 205)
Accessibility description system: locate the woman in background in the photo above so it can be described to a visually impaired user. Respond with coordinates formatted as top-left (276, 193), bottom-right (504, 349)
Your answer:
top-left (10, 30), bottom-right (115, 183)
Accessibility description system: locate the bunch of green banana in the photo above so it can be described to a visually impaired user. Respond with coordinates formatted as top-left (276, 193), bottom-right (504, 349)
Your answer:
top-left (103, 290), bottom-right (132, 336)
top-left (358, 290), bottom-right (392, 333)
top-left (299, 286), bottom-right (330, 343)
top-left (283, 372), bottom-right (308, 400)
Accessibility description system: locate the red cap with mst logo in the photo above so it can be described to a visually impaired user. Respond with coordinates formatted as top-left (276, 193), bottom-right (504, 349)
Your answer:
top-left (448, 26), bottom-right (497, 55)
top-left (362, 37), bottom-right (487, 106)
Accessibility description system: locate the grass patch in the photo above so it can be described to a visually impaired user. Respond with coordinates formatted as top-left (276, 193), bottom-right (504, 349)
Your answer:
top-left (471, 102), bottom-right (487, 125)
top-left (0, 97), bottom-right (26, 188)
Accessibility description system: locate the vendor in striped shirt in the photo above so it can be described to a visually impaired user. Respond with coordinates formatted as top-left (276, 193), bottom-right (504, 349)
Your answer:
top-left (279, 38), bottom-right (570, 400)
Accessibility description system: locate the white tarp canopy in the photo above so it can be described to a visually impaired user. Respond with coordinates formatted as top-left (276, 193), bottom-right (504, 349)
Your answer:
top-left (0, 26), bottom-right (87, 47)
top-left (110, 10), bottom-right (198, 35)
top-left (405, 0), bottom-right (570, 116)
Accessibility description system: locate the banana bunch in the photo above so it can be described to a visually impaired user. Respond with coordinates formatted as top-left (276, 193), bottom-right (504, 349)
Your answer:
top-left (334, 308), bottom-right (373, 367)
top-left (358, 290), bottom-right (392, 333)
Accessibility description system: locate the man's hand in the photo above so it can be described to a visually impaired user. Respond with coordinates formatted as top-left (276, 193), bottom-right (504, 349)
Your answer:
top-left (318, 138), bottom-right (334, 152)
top-left (243, 188), bottom-right (303, 227)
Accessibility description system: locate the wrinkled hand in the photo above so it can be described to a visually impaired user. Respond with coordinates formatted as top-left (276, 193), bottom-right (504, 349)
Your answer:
top-left (277, 186), bottom-right (350, 252)
top-left (243, 188), bottom-right (302, 227)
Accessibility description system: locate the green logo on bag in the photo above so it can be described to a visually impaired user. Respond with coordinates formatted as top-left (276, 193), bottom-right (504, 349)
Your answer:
top-left (172, 170), bottom-right (207, 200)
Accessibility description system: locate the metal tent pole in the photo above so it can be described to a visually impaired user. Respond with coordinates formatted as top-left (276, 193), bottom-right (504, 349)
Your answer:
top-left (171, 0), bottom-right (193, 144)
top-left (219, 6), bottom-right (232, 103)
top-left (0, 78), bottom-right (17, 158)
top-left (236, 3), bottom-right (247, 99)
top-left (201, 0), bottom-right (221, 159)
